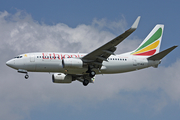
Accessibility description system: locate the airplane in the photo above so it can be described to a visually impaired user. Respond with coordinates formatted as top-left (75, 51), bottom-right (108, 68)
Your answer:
top-left (6, 16), bottom-right (178, 86)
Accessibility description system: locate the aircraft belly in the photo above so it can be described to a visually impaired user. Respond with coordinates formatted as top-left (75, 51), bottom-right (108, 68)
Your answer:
top-left (63, 68), bottom-right (88, 75)
top-left (101, 58), bottom-right (149, 74)
top-left (101, 61), bottom-right (134, 74)
top-left (35, 61), bottom-right (62, 72)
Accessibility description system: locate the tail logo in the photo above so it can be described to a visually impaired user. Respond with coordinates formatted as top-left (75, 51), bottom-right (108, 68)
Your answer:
top-left (132, 27), bottom-right (162, 56)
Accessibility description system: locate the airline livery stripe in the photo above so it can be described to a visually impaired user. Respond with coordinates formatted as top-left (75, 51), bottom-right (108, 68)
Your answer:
top-left (133, 49), bottom-right (156, 56)
top-left (132, 40), bottom-right (159, 55)
top-left (134, 28), bottom-right (162, 52)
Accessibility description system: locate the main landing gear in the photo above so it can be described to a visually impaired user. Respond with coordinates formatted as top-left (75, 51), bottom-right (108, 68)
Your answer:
top-left (86, 66), bottom-right (96, 78)
top-left (82, 66), bottom-right (96, 86)
top-left (83, 79), bottom-right (89, 86)
top-left (89, 71), bottom-right (96, 78)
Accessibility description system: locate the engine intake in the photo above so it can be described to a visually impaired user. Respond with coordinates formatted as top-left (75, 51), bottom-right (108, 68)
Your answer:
top-left (52, 73), bottom-right (72, 83)
top-left (62, 58), bottom-right (83, 68)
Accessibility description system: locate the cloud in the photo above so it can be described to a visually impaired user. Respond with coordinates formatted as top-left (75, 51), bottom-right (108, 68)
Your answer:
top-left (92, 15), bottom-right (127, 32)
top-left (0, 11), bottom-right (179, 119)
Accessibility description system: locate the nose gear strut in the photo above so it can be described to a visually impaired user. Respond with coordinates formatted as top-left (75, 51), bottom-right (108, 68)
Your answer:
top-left (18, 69), bottom-right (29, 79)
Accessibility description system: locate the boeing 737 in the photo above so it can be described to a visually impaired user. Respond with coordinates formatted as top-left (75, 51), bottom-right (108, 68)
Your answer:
top-left (6, 16), bottom-right (177, 86)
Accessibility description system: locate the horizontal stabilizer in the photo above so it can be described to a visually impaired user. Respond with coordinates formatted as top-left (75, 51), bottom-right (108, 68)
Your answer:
top-left (147, 45), bottom-right (178, 60)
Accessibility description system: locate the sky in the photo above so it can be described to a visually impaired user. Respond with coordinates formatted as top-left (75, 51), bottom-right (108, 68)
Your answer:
top-left (0, 0), bottom-right (180, 120)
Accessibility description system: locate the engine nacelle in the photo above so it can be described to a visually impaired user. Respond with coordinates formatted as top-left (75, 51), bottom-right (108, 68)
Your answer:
top-left (52, 73), bottom-right (72, 83)
top-left (62, 58), bottom-right (83, 68)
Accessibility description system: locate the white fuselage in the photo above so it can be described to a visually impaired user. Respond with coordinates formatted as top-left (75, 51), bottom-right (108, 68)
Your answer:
top-left (6, 52), bottom-right (160, 75)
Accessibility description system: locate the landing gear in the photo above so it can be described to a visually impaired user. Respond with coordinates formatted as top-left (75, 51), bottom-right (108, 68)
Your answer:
top-left (86, 66), bottom-right (96, 78)
top-left (18, 69), bottom-right (29, 79)
top-left (25, 74), bottom-right (29, 79)
top-left (89, 71), bottom-right (96, 78)
top-left (83, 79), bottom-right (89, 86)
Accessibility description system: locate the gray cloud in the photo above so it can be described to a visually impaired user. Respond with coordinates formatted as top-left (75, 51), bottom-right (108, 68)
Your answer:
top-left (0, 11), bottom-right (179, 119)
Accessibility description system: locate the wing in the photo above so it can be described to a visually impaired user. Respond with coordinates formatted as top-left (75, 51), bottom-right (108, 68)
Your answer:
top-left (82, 16), bottom-right (141, 68)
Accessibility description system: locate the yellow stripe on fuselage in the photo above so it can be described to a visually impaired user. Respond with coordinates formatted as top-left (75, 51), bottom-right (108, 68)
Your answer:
top-left (133, 40), bottom-right (160, 55)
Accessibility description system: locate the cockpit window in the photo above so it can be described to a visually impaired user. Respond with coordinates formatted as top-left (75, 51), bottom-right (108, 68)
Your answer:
top-left (14, 56), bottom-right (23, 59)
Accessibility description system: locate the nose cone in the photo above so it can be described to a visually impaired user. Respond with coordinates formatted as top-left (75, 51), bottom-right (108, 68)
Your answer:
top-left (6, 59), bottom-right (15, 68)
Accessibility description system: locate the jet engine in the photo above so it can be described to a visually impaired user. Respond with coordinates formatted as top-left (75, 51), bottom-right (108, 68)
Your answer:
top-left (62, 58), bottom-right (83, 68)
top-left (52, 73), bottom-right (72, 83)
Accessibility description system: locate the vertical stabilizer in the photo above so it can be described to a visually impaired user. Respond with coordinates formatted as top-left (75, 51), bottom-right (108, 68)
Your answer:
top-left (131, 24), bottom-right (164, 56)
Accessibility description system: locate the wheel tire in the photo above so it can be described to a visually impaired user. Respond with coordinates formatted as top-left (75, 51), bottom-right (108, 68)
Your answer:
top-left (89, 71), bottom-right (96, 78)
top-left (25, 75), bottom-right (29, 79)
top-left (83, 80), bottom-right (89, 86)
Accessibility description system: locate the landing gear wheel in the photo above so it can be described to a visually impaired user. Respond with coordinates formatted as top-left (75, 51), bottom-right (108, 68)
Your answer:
top-left (83, 80), bottom-right (89, 86)
top-left (25, 75), bottom-right (29, 79)
top-left (89, 71), bottom-right (96, 78)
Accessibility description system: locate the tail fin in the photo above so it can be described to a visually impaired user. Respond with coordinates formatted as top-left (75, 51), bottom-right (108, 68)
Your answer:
top-left (131, 24), bottom-right (164, 56)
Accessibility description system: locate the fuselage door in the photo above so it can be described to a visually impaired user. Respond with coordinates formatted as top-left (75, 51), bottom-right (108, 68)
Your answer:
top-left (133, 56), bottom-right (137, 66)
top-left (30, 54), bottom-right (35, 62)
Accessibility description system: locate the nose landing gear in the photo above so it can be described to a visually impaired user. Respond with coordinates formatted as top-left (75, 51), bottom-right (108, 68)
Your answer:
top-left (25, 74), bottom-right (29, 79)
top-left (18, 69), bottom-right (29, 79)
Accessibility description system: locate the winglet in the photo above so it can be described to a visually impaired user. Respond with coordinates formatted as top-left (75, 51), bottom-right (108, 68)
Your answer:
top-left (147, 45), bottom-right (178, 60)
top-left (131, 16), bottom-right (141, 29)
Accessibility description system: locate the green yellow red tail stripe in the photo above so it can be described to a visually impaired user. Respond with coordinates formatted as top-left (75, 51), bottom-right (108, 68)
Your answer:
top-left (131, 26), bottom-right (163, 56)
